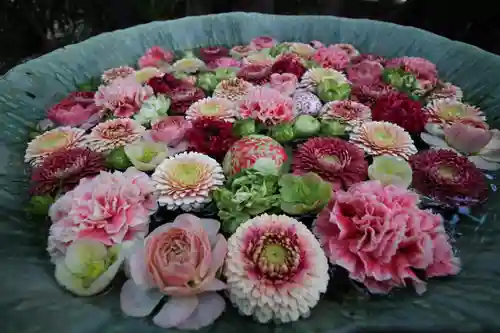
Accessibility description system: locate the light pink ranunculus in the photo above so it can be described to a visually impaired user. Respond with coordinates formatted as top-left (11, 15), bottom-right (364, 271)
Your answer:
top-left (269, 73), bottom-right (298, 96)
top-left (47, 168), bottom-right (157, 259)
top-left (138, 46), bottom-right (175, 69)
top-left (249, 36), bottom-right (277, 50)
top-left (120, 214), bottom-right (228, 330)
top-left (47, 92), bottom-right (103, 128)
top-left (148, 116), bottom-right (192, 148)
top-left (95, 76), bottom-right (154, 118)
top-left (207, 57), bottom-right (241, 70)
top-left (313, 180), bottom-right (460, 295)
top-left (312, 46), bottom-right (350, 71)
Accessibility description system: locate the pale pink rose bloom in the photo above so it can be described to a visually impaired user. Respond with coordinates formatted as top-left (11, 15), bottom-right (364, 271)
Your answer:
top-left (207, 57), bottom-right (241, 70)
top-left (147, 116), bottom-right (192, 152)
top-left (120, 214), bottom-right (228, 330)
top-left (94, 76), bottom-right (154, 117)
top-left (314, 180), bottom-right (460, 295)
top-left (47, 168), bottom-right (157, 259)
top-left (249, 36), bottom-right (277, 50)
top-left (312, 46), bottom-right (350, 71)
top-left (138, 46), bottom-right (175, 69)
top-left (269, 73), bottom-right (298, 96)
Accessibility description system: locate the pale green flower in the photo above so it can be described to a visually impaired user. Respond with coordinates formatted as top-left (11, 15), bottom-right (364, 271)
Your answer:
top-left (134, 95), bottom-right (171, 125)
top-left (170, 57), bottom-right (206, 73)
top-left (368, 155), bottom-right (413, 189)
top-left (54, 239), bottom-right (124, 297)
top-left (124, 139), bottom-right (169, 171)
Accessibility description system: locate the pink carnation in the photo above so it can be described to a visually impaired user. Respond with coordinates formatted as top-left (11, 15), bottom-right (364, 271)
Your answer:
top-left (238, 86), bottom-right (294, 125)
top-left (314, 180), bottom-right (461, 295)
top-left (249, 36), bottom-right (277, 50)
top-left (269, 73), bottom-right (298, 96)
top-left (95, 76), bottom-right (154, 117)
top-left (207, 57), bottom-right (241, 69)
top-left (48, 168), bottom-right (157, 257)
top-left (138, 46), bottom-right (175, 69)
top-left (312, 46), bottom-right (350, 71)
top-left (149, 116), bottom-right (192, 148)
top-left (347, 60), bottom-right (384, 86)
top-left (47, 92), bottom-right (102, 128)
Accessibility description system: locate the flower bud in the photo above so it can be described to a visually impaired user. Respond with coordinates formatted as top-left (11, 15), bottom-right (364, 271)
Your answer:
top-left (293, 115), bottom-right (320, 138)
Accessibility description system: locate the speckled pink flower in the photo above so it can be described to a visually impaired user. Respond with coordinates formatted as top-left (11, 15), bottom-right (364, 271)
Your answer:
top-left (47, 168), bottom-right (157, 257)
top-left (101, 66), bottom-right (135, 84)
top-left (269, 73), bottom-right (298, 96)
top-left (207, 57), bottom-right (241, 69)
top-left (138, 46), bottom-right (175, 69)
top-left (312, 46), bottom-right (350, 71)
top-left (314, 180), bottom-right (461, 295)
top-left (320, 100), bottom-right (372, 127)
top-left (249, 36), bottom-right (277, 50)
top-left (237, 86), bottom-right (294, 125)
top-left (85, 118), bottom-right (145, 153)
top-left (95, 76), bottom-right (154, 117)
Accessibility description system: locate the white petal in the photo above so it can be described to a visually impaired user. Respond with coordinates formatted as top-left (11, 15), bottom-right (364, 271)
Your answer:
top-left (467, 156), bottom-right (500, 171)
top-left (174, 292), bottom-right (226, 330)
top-left (420, 132), bottom-right (449, 148)
top-left (153, 296), bottom-right (199, 328)
top-left (201, 278), bottom-right (227, 292)
top-left (120, 279), bottom-right (163, 317)
top-left (128, 245), bottom-right (154, 290)
top-left (199, 218), bottom-right (221, 244)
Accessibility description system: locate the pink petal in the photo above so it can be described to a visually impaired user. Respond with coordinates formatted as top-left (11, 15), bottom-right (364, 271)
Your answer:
top-left (128, 245), bottom-right (155, 289)
top-left (199, 218), bottom-right (221, 245)
top-left (200, 278), bottom-right (227, 292)
top-left (120, 279), bottom-right (164, 317)
top-left (420, 132), bottom-right (449, 148)
top-left (467, 156), bottom-right (500, 171)
top-left (153, 295), bottom-right (199, 328)
top-left (207, 235), bottom-right (228, 277)
top-left (444, 123), bottom-right (491, 153)
top-left (174, 292), bottom-right (226, 330)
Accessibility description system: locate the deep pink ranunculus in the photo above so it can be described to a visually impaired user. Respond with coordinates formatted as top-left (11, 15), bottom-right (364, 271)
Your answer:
top-left (149, 116), bottom-right (192, 147)
top-left (138, 46), bottom-right (175, 69)
top-left (207, 57), bottom-right (241, 70)
top-left (312, 46), bottom-right (350, 71)
top-left (47, 92), bottom-right (102, 127)
top-left (249, 36), bottom-right (277, 50)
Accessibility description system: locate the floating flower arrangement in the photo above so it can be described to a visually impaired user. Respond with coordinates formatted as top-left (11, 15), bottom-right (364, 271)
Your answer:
top-left (25, 36), bottom-right (498, 330)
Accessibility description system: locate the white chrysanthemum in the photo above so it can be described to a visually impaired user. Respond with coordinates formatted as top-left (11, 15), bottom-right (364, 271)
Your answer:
top-left (25, 127), bottom-right (86, 166)
top-left (185, 97), bottom-right (237, 122)
top-left (151, 152), bottom-right (224, 211)
top-left (300, 67), bottom-right (349, 90)
top-left (225, 214), bottom-right (329, 324)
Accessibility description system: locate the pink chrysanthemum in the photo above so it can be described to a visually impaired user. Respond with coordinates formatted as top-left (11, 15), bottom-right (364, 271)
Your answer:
top-left (350, 121), bottom-right (417, 160)
top-left (428, 81), bottom-right (463, 102)
top-left (313, 180), bottom-right (461, 295)
top-left (213, 78), bottom-right (254, 101)
top-left (424, 99), bottom-right (484, 126)
top-left (48, 168), bottom-right (157, 257)
top-left (237, 87), bottom-right (294, 125)
top-left (101, 66), bottom-right (135, 84)
top-left (85, 118), bottom-right (145, 153)
top-left (95, 76), bottom-right (154, 117)
top-left (351, 81), bottom-right (396, 107)
top-left (138, 46), bottom-right (174, 69)
top-left (320, 100), bottom-right (372, 127)
top-left (25, 127), bottom-right (86, 166)
top-left (169, 85), bottom-right (206, 115)
top-left (225, 214), bottom-right (329, 324)
top-left (185, 97), bottom-right (237, 122)
top-left (31, 148), bottom-right (106, 195)
top-left (237, 63), bottom-right (272, 85)
top-left (293, 137), bottom-right (368, 190)
top-left (312, 46), bottom-right (350, 71)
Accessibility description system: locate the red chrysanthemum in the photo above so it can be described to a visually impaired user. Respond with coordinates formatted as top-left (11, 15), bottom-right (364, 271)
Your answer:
top-left (199, 46), bottom-right (230, 63)
top-left (292, 137), bottom-right (368, 190)
top-left (169, 85), bottom-right (206, 115)
top-left (186, 118), bottom-right (238, 162)
top-left (237, 63), bottom-right (272, 85)
top-left (30, 148), bottom-right (106, 195)
top-left (410, 149), bottom-right (489, 208)
top-left (147, 73), bottom-right (186, 95)
top-left (271, 53), bottom-right (307, 79)
top-left (371, 91), bottom-right (427, 134)
top-left (351, 82), bottom-right (395, 107)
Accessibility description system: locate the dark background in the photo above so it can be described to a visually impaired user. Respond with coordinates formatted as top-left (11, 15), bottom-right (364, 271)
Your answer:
top-left (0, 0), bottom-right (496, 74)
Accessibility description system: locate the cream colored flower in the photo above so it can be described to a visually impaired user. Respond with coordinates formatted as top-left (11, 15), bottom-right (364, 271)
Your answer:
top-left (85, 118), bottom-right (145, 153)
top-left (368, 155), bottom-right (413, 188)
top-left (213, 78), bottom-right (253, 101)
top-left (170, 57), bottom-right (206, 73)
top-left (289, 43), bottom-right (316, 58)
top-left (185, 97), bottom-right (237, 122)
top-left (124, 139), bottom-right (169, 171)
top-left (300, 67), bottom-right (349, 92)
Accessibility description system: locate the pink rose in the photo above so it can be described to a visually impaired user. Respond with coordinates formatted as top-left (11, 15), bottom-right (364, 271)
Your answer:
top-left (249, 36), bottom-right (277, 50)
top-left (120, 214), bottom-right (228, 330)
top-left (47, 92), bottom-right (102, 127)
top-left (47, 168), bottom-right (157, 258)
top-left (149, 116), bottom-right (192, 148)
top-left (207, 57), bottom-right (241, 70)
top-left (347, 60), bottom-right (384, 86)
top-left (138, 46), bottom-right (175, 69)
top-left (314, 180), bottom-right (460, 295)
top-left (95, 76), bottom-right (154, 118)
top-left (269, 73), bottom-right (298, 96)
top-left (312, 46), bottom-right (350, 71)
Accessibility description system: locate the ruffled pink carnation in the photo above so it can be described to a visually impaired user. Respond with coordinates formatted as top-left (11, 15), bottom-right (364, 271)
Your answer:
top-left (249, 36), bottom-right (277, 50)
top-left (95, 76), bottom-right (154, 117)
top-left (347, 60), bottom-right (384, 86)
top-left (269, 73), bottom-right (298, 96)
top-left (207, 57), bottom-right (241, 69)
top-left (314, 180), bottom-right (461, 295)
top-left (312, 46), bottom-right (350, 71)
top-left (48, 168), bottom-right (157, 256)
top-left (138, 46), bottom-right (174, 69)
top-left (47, 92), bottom-right (102, 128)
top-left (237, 86), bottom-right (294, 125)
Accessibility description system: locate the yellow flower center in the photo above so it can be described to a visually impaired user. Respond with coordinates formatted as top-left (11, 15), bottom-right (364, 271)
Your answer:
top-left (171, 162), bottom-right (204, 186)
top-left (40, 132), bottom-right (68, 151)
top-left (201, 102), bottom-right (221, 116)
top-left (138, 147), bottom-right (158, 163)
top-left (437, 165), bottom-right (457, 179)
top-left (261, 244), bottom-right (288, 265)
top-left (372, 129), bottom-right (395, 146)
top-left (439, 105), bottom-right (465, 121)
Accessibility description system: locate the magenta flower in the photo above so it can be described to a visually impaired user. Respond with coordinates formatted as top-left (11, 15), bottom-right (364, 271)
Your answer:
top-left (207, 57), bottom-right (241, 69)
top-left (138, 46), bottom-right (174, 69)
top-left (47, 92), bottom-right (102, 128)
top-left (249, 36), bottom-right (277, 50)
top-left (238, 86), bottom-right (294, 125)
top-left (312, 45), bottom-right (350, 71)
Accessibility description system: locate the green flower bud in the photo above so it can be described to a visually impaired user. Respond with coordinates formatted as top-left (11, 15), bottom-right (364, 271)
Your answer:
top-left (320, 119), bottom-right (347, 137)
top-left (383, 68), bottom-right (418, 94)
top-left (106, 147), bottom-right (132, 170)
top-left (27, 195), bottom-right (55, 216)
top-left (317, 78), bottom-right (351, 102)
top-left (214, 68), bottom-right (238, 81)
top-left (303, 60), bottom-right (321, 69)
top-left (233, 119), bottom-right (257, 137)
top-left (270, 123), bottom-right (296, 143)
top-left (269, 43), bottom-right (292, 57)
top-left (293, 115), bottom-right (320, 138)
top-left (197, 72), bottom-right (219, 93)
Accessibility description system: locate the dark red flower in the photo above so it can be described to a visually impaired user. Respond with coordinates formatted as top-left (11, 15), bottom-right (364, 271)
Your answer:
top-left (351, 81), bottom-right (395, 107)
top-left (350, 54), bottom-right (387, 66)
top-left (292, 137), bottom-right (368, 190)
top-left (237, 63), bottom-right (272, 85)
top-left (347, 60), bottom-right (384, 86)
top-left (186, 118), bottom-right (238, 162)
top-left (271, 53), bottom-right (307, 79)
top-left (199, 46), bottom-right (229, 63)
top-left (410, 149), bottom-right (489, 208)
top-left (169, 85), bottom-right (206, 115)
top-left (31, 148), bottom-right (106, 195)
top-left (371, 91), bottom-right (427, 134)
top-left (147, 73), bottom-right (186, 94)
